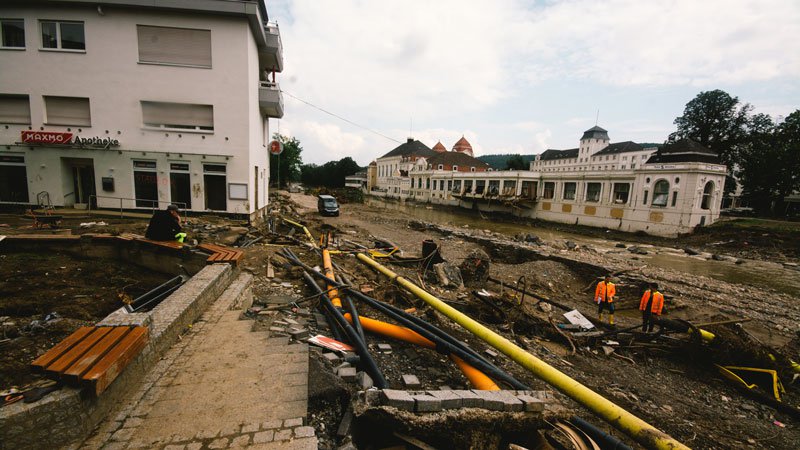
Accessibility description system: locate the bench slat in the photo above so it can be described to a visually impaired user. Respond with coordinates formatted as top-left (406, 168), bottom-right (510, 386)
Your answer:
top-left (46, 327), bottom-right (113, 375)
top-left (82, 327), bottom-right (149, 395)
top-left (63, 326), bottom-right (131, 382)
top-left (31, 326), bottom-right (94, 373)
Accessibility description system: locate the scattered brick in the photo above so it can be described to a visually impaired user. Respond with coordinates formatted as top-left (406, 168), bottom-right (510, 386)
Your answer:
top-left (294, 426), bottom-right (315, 438)
top-left (356, 371), bottom-right (374, 389)
top-left (337, 408), bottom-right (354, 437)
top-left (377, 343), bottom-right (392, 353)
top-left (402, 374), bottom-right (421, 389)
top-left (338, 366), bottom-right (357, 381)
top-left (485, 349), bottom-right (499, 358)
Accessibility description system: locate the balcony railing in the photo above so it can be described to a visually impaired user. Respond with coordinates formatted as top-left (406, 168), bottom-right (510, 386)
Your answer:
top-left (261, 21), bottom-right (284, 72)
top-left (259, 81), bottom-right (284, 118)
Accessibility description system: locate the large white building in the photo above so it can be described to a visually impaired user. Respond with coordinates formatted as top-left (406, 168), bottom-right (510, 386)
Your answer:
top-left (0, 0), bottom-right (283, 220)
top-left (370, 127), bottom-right (728, 236)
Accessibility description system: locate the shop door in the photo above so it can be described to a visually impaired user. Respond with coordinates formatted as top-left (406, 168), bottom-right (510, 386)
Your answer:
top-left (0, 161), bottom-right (29, 203)
top-left (169, 163), bottom-right (191, 210)
top-left (71, 163), bottom-right (96, 209)
top-left (203, 164), bottom-right (227, 211)
top-left (133, 161), bottom-right (158, 208)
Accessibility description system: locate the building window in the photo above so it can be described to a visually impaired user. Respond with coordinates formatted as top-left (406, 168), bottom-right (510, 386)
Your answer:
top-left (612, 183), bottom-right (630, 204)
top-left (488, 180), bottom-right (500, 195)
top-left (643, 190), bottom-right (649, 205)
top-left (44, 96), bottom-right (91, 126)
top-left (701, 181), bottom-right (714, 210)
top-left (141, 101), bottom-right (213, 132)
top-left (437, 164), bottom-right (443, 170)
top-left (432, 180), bottom-right (437, 190)
top-left (203, 164), bottom-right (227, 211)
top-left (563, 182), bottom-right (576, 200)
top-left (0, 154), bottom-right (29, 202)
top-left (671, 191), bottom-right (678, 207)
top-left (521, 181), bottom-right (536, 199)
top-left (137, 25), bottom-right (212, 67)
top-left (543, 182), bottom-right (555, 199)
top-left (1, 19), bottom-right (25, 48)
top-left (132, 160), bottom-right (158, 208)
top-left (452, 165), bottom-right (458, 171)
top-left (452, 180), bottom-right (461, 193)
top-left (475, 180), bottom-right (486, 195)
top-left (503, 180), bottom-right (516, 196)
top-left (586, 182), bottom-right (601, 202)
top-left (0, 94), bottom-right (31, 124)
top-left (463, 179), bottom-right (473, 193)
top-left (40, 20), bottom-right (85, 50)
top-left (446, 180), bottom-right (451, 192)
top-left (426, 178), bottom-right (430, 189)
top-left (652, 180), bottom-right (669, 207)
top-left (470, 167), bottom-right (476, 172)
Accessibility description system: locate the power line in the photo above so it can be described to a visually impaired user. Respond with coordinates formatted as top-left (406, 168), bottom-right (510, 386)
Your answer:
top-left (281, 89), bottom-right (402, 144)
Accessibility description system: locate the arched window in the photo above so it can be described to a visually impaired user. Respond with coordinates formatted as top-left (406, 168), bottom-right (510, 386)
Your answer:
top-left (437, 164), bottom-right (443, 170)
top-left (701, 181), bottom-right (714, 210)
top-left (652, 179), bottom-right (669, 207)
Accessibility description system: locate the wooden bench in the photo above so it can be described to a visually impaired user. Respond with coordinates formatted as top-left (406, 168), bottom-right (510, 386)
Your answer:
top-left (31, 326), bottom-right (149, 396)
top-left (197, 243), bottom-right (243, 265)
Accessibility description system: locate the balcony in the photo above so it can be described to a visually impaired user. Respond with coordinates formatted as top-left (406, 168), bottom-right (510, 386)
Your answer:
top-left (259, 22), bottom-right (284, 72)
top-left (259, 81), bottom-right (284, 118)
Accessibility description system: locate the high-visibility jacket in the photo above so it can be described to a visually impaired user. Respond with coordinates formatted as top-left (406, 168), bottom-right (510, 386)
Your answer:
top-left (639, 290), bottom-right (664, 315)
top-left (594, 281), bottom-right (615, 303)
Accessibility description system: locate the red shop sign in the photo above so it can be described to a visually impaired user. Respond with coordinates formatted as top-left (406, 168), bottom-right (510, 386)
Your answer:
top-left (21, 130), bottom-right (74, 145)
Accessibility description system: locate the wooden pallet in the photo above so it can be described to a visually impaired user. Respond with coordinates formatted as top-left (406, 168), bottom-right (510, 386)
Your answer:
top-left (197, 243), bottom-right (243, 265)
top-left (31, 326), bottom-right (149, 396)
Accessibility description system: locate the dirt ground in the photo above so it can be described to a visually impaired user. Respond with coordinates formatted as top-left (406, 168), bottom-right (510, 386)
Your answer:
top-left (0, 251), bottom-right (172, 389)
top-left (262, 191), bottom-right (799, 450)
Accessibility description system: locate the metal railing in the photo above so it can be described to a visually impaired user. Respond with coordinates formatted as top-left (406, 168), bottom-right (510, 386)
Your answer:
top-left (89, 195), bottom-right (189, 218)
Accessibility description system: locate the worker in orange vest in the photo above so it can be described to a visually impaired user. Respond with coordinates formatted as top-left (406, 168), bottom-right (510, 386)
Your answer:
top-left (639, 282), bottom-right (664, 332)
top-left (594, 275), bottom-right (616, 325)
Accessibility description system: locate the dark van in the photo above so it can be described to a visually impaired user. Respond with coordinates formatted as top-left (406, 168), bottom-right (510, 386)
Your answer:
top-left (317, 194), bottom-right (340, 216)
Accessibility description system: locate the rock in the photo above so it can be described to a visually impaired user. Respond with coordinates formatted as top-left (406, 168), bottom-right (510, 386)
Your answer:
top-left (538, 302), bottom-right (553, 313)
top-left (735, 259), bottom-right (746, 265)
top-left (711, 254), bottom-right (725, 261)
top-left (565, 241), bottom-right (578, 250)
top-left (683, 247), bottom-right (700, 256)
top-left (615, 243), bottom-right (627, 248)
top-left (459, 249), bottom-right (491, 285)
top-left (628, 246), bottom-right (648, 255)
top-left (434, 262), bottom-right (464, 289)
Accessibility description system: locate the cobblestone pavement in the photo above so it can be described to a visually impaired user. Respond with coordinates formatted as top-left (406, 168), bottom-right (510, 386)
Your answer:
top-left (79, 274), bottom-right (316, 450)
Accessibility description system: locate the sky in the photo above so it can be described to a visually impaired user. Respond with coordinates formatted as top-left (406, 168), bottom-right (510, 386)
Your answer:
top-left (266, 0), bottom-right (800, 166)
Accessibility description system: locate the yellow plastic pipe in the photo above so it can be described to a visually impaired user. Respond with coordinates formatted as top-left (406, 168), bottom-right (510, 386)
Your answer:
top-left (344, 313), bottom-right (499, 390)
top-left (283, 218), bottom-right (317, 247)
top-left (321, 249), bottom-right (342, 307)
top-left (357, 253), bottom-right (689, 450)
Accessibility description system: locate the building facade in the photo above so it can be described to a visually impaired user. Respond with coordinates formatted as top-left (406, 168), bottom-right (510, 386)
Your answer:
top-left (0, 0), bottom-right (283, 220)
top-left (369, 127), bottom-right (727, 236)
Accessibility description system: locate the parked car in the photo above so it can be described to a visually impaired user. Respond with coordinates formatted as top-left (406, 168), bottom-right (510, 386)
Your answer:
top-left (317, 194), bottom-right (340, 216)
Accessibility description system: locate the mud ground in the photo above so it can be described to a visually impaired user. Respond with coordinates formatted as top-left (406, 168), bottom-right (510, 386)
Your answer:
top-left (266, 192), bottom-right (799, 450)
top-left (0, 251), bottom-right (171, 389)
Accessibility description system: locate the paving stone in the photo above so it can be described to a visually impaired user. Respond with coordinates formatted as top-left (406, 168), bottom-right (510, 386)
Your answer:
top-left (284, 418), bottom-right (303, 427)
top-left (195, 429), bottom-right (220, 440)
top-left (269, 326), bottom-right (286, 333)
top-left (412, 393), bottom-right (443, 412)
top-left (164, 445), bottom-right (186, 450)
top-left (338, 366), bottom-right (357, 381)
top-left (208, 437), bottom-right (229, 449)
top-left (356, 371), bottom-right (374, 389)
top-left (472, 390), bottom-right (505, 410)
top-left (427, 390), bottom-right (462, 409)
top-left (496, 391), bottom-right (524, 412)
top-left (484, 349), bottom-right (499, 358)
top-left (274, 429), bottom-right (293, 441)
top-left (364, 388), bottom-right (381, 406)
top-left (294, 426), bottom-right (315, 438)
top-left (337, 408), bottom-right (354, 437)
top-left (322, 352), bottom-right (341, 364)
top-left (110, 427), bottom-right (136, 442)
top-left (381, 389), bottom-right (415, 411)
top-left (254, 430), bottom-right (275, 443)
top-left (230, 435), bottom-right (251, 447)
top-left (102, 442), bottom-right (129, 450)
top-left (123, 417), bottom-right (144, 428)
top-left (377, 343), bottom-right (392, 353)
top-left (186, 443), bottom-right (202, 450)
top-left (517, 394), bottom-right (545, 412)
top-left (241, 422), bottom-right (260, 433)
top-left (261, 420), bottom-right (283, 430)
top-left (402, 374), bottom-right (421, 389)
top-left (289, 328), bottom-right (309, 340)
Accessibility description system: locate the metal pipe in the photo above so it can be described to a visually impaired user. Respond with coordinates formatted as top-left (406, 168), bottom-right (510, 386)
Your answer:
top-left (301, 272), bottom-right (387, 388)
top-left (357, 253), bottom-right (689, 450)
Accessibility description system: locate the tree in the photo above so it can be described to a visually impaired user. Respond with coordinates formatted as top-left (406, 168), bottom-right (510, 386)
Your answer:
top-left (670, 90), bottom-right (752, 193)
top-left (300, 157), bottom-right (363, 187)
top-left (505, 154), bottom-right (528, 170)
top-left (270, 134), bottom-right (303, 187)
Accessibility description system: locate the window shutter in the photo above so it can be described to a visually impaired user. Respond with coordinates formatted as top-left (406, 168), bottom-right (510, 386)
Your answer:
top-left (0, 95), bottom-right (31, 124)
top-left (44, 96), bottom-right (91, 126)
top-left (141, 101), bottom-right (213, 128)
top-left (137, 25), bottom-right (212, 67)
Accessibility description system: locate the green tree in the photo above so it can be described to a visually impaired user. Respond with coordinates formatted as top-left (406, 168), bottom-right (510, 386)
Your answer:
top-left (270, 134), bottom-right (303, 187)
top-left (300, 157), bottom-right (363, 187)
top-left (505, 154), bottom-right (528, 170)
top-left (670, 90), bottom-right (752, 193)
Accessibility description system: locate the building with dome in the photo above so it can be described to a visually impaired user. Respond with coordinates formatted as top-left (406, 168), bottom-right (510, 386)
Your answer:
top-left (369, 127), bottom-right (727, 236)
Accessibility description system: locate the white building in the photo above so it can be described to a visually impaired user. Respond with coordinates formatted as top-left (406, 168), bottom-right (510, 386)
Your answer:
top-left (370, 127), bottom-right (727, 236)
top-left (0, 0), bottom-right (283, 221)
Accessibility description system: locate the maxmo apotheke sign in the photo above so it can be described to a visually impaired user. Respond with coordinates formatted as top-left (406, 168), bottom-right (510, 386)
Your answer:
top-left (20, 131), bottom-right (120, 149)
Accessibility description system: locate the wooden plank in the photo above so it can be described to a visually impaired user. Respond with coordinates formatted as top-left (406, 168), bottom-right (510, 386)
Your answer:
top-left (83, 327), bottom-right (149, 396)
top-left (31, 326), bottom-right (94, 373)
top-left (46, 327), bottom-right (113, 376)
top-left (62, 326), bottom-right (130, 382)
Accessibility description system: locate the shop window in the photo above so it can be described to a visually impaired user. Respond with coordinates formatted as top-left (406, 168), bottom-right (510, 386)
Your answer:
top-left (586, 182), bottom-right (601, 202)
top-left (0, 94), bottom-right (31, 124)
top-left (701, 181), bottom-right (714, 210)
top-left (0, 155), bottom-right (29, 202)
top-left (141, 101), bottom-right (213, 131)
top-left (452, 180), bottom-right (461, 193)
top-left (446, 180), bottom-right (452, 192)
top-left (475, 180), bottom-right (486, 195)
top-left (1, 19), bottom-right (25, 48)
top-left (543, 182), bottom-right (555, 199)
top-left (563, 182), bottom-right (576, 200)
top-left (133, 160), bottom-right (158, 208)
top-left (464, 179), bottom-right (473, 193)
top-left (40, 20), bottom-right (84, 50)
top-left (488, 180), bottom-right (500, 195)
top-left (612, 183), bottom-right (629, 204)
top-left (203, 164), bottom-right (227, 211)
top-left (521, 180), bottom-right (537, 199)
top-left (652, 179), bottom-right (669, 207)
top-left (137, 25), bottom-right (212, 68)
top-left (44, 95), bottom-right (91, 126)
top-left (503, 180), bottom-right (516, 196)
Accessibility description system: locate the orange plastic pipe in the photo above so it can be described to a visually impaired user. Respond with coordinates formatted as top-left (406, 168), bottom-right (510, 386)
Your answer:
top-left (321, 249), bottom-right (341, 307)
top-left (344, 314), bottom-right (499, 390)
